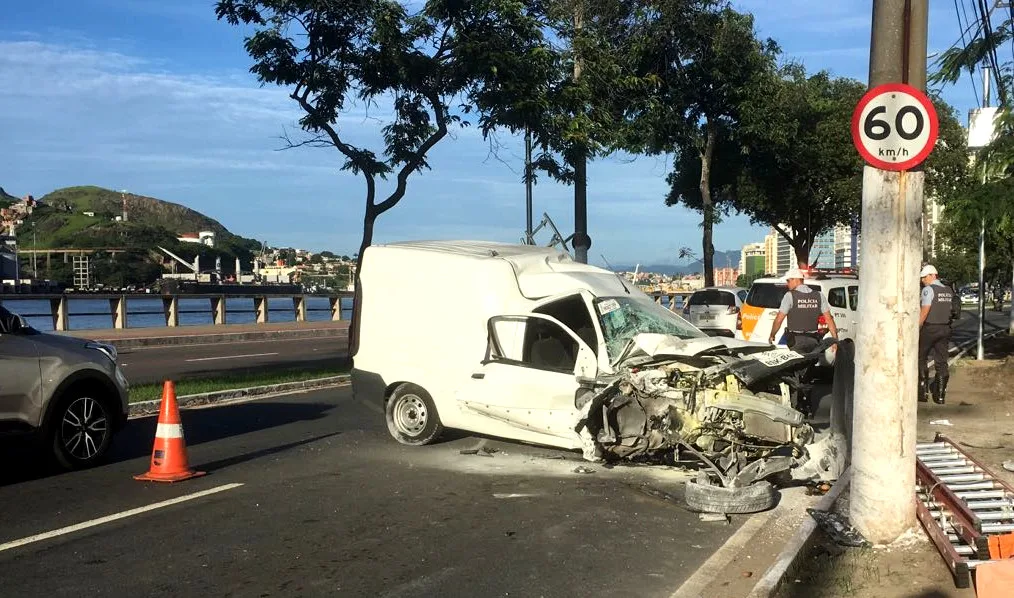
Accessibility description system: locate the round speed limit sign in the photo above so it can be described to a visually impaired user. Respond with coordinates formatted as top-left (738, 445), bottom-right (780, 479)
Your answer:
top-left (851, 83), bottom-right (939, 171)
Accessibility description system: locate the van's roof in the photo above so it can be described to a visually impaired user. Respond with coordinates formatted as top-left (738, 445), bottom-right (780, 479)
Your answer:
top-left (371, 240), bottom-right (632, 298)
top-left (378, 240), bottom-right (564, 259)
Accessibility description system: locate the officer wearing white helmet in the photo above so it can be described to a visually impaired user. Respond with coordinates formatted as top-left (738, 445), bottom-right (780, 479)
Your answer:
top-left (918, 264), bottom-right (953, 404)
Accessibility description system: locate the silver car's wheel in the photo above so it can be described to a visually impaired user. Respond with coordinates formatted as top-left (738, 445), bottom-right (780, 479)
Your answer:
top-left (385, 384), bottom-right (443, 446)
top-left (51, 394), bottom-right (113, 469)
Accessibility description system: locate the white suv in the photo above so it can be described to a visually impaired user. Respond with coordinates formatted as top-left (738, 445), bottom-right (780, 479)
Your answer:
top-left (681, 286), bottom-right (747, 338)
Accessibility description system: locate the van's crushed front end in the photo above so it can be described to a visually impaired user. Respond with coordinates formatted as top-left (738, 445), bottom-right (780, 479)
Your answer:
top-left (574, 334), bottom-right (845, 489)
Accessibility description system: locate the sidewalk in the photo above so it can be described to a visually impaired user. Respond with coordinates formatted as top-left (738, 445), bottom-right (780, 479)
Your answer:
top-left (771, 334), bottom-right (1014, 598)
top-left (59, 320), bottom-right (349, 348)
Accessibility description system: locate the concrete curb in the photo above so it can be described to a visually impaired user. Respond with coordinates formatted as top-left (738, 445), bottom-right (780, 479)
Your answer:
top-left (100, 327), bottom-right (348, 350)
top-left (128, 374), bottom-right (351, 417)
top-left (745, 469), bottom-right (852, 598)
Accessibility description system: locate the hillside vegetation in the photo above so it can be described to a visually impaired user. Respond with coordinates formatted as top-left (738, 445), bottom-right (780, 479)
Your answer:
top-left (0, 186), bottom-right (17, 208)
top-left (7, 185), bottom-right (263, 287)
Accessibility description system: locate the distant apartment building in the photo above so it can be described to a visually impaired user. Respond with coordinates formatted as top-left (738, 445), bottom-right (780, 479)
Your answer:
top-left (833, 224), bottom-right (861, 270)
top-left (713, 267), bottom-right (739, 287)
top-left (739, 242), bottom-right (766, 277)
top-left (177, 231), bottom-right (216, 247)
top-left (810, 230), bottom-right (836, 269)
top-left (764, 232), bottom-right (777, 274)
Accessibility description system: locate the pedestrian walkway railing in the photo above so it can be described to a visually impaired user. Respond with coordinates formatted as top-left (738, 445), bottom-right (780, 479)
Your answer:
top-left (0, 292), bottom-right (353, 332)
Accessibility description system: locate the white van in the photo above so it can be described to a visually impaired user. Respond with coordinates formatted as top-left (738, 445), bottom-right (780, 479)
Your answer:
top-left (350, 240), bottom-right (708, 448)
top-left (350, 241), bottom-right (846, 496)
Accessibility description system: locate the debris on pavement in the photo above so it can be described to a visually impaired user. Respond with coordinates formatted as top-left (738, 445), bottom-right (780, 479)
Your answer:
top-left (493, 493), bottom-right (538, 499)
top-left (1003, 460), bottom-right (1014, 473)
top-left (459, 449), bottom-right (479, 455)
top-left (573, 466), bottom-right (596, 474)
top-left (929, 419), bottom-right (954, 426)
top-left (806, 482), bottom-right (833, 496)
top-left (699, 512), bottom-right (730, 523)
top-left (807, 508), bottom-right (870, 548)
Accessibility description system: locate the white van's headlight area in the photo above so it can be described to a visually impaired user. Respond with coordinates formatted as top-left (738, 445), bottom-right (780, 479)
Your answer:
top-left (86, 341), bottom-right (118, 363)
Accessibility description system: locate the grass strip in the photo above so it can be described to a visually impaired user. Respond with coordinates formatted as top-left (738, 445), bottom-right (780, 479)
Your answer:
top-left (129, 368), bottom-right (348, 403)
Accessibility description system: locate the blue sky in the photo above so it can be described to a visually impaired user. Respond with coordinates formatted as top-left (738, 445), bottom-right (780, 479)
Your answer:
top-left (0, 1), bottom-right (985, 266)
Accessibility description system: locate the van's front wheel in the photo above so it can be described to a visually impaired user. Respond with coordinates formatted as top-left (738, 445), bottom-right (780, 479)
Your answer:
top-left (386, 384), bottom-right (442, 446)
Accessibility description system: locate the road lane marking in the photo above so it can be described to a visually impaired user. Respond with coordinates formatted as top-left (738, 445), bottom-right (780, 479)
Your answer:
top-left (669, 507), bottom-right (778, 598)
top-left (185, 352), bottom-right (279, 362)
top-left (0, 483), bottom-right (244, 554)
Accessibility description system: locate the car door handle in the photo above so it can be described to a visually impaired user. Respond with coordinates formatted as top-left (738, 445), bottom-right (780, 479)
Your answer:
top-left (471, 373), bottom-right (485, 379)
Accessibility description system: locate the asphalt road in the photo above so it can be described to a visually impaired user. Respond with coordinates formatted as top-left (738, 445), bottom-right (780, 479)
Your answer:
top-left (117, 336), bottom-right (349, 385)
top-left (0, 387), bottom-right (742, 597)
top-left (951, 306), bottom-right (1009, 348)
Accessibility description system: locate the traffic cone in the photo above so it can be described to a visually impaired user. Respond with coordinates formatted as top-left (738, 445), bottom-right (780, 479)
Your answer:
top-left (134, 380), bottom-right (205, 483)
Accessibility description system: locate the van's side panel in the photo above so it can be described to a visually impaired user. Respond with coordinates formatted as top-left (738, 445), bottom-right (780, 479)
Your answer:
top-left (351, 246), bottom-right (529, 430)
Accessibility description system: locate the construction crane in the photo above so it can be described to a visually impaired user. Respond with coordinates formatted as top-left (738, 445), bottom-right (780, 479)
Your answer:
top-left (157, 246), bottom-right (199, 281)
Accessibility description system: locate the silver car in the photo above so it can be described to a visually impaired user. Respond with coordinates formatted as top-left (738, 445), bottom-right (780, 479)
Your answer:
top-left (0, 304), bottom-right (129, 469)
top-left (682, 286), bottom-right (748, 337)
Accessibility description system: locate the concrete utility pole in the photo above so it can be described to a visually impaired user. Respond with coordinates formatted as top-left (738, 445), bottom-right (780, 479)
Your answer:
top-left (850, 0), bottom-right (928, 545)
top-left (572, 0), bottom-right (590, 264)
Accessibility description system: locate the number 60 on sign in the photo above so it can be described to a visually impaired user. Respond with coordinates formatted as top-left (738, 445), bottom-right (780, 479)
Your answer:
top-left (850, 83), bottom-right (939, 171)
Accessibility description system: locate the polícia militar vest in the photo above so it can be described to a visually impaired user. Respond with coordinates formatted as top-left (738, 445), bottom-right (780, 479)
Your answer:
top-left (926, 283), bottom-right (954, 325)
top-left (786, 288), bottom-right (822, 333)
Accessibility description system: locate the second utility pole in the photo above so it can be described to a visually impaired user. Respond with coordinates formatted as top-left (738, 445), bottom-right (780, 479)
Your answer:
top-left (571, 0), bottom-right (590, 263)
top-left (850, 0), bottom-right (928, 545)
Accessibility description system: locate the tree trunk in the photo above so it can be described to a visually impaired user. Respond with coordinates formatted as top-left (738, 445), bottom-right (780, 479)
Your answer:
top-left (355, 208), bottom-right (376, 287)
top-left (699, 119), bottom-right (717, 288)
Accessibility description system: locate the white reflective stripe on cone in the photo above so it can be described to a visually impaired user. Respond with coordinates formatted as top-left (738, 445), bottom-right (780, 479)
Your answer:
top-left (155, 423), bottom-right (184, 439)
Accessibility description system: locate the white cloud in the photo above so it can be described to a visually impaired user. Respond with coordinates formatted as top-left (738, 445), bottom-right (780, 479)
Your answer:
top-left (0, 37), bottom-right (768, 263)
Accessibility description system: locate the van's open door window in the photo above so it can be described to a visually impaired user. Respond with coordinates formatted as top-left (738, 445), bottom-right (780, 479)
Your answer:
top-left (487, 314), bottom-right (595, 376)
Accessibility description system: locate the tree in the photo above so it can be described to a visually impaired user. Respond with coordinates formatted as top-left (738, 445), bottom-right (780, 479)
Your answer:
top-left (216, 0), bottom-right (556, 278)
top-left (621, 5), bottom-right (776, 286)
top-left (726, 67), bottom-right (865, 267)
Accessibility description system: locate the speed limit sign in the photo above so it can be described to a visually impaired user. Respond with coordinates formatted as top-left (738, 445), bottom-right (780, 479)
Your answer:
top-left (851, 83), bottom-right (938, 171)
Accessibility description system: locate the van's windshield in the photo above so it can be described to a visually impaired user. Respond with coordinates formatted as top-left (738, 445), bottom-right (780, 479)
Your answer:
top-left (593, 296), bottom-right (705, 362)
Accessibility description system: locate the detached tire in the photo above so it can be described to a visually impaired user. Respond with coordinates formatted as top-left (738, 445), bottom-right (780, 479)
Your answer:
top-left (385, 383), bottom-right (443, 446)
top-left (685, 479), bottom-right (779, 514)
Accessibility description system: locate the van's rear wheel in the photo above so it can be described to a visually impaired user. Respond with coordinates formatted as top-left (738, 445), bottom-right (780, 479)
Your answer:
top-left (386, 384), bottom-right (442, 446)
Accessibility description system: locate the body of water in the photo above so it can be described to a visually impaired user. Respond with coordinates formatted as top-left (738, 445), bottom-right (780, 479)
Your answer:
top-left (0, 296), bottom-right (353, 331)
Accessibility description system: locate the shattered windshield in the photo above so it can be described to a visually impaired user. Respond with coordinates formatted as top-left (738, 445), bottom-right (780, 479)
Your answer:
top-left (593, 296), bottom-right (706, 361)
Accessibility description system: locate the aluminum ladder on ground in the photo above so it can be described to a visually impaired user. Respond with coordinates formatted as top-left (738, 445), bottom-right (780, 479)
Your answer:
top-left (915, 433), bottom-right (1014, 589)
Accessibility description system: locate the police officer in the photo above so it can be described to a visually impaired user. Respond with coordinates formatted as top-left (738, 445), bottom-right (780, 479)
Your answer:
top-left (768, 268), bottom-right (840, 352)
top-left (768, 268), bottom-right (839, 416)
top-left (918, 264), bottom-right (953, 404)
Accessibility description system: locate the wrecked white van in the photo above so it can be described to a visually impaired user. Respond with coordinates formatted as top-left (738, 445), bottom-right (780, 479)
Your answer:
top-left (351, 241), bottom-right (841, 511)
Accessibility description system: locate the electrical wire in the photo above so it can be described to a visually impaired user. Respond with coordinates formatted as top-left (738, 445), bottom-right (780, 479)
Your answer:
top-left (955, 0), bottom-right (982, 106)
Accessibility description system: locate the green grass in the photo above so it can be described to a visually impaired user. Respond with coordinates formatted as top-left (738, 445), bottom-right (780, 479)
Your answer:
top-left (129, 367), bottom-right (349, 403)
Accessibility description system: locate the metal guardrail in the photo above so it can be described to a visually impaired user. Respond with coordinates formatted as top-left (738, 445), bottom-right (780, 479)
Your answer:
top-left (0, 292), bottom-right (354, 331)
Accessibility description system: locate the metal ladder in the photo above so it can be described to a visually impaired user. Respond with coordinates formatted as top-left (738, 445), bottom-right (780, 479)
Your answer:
top-left (915, 434), bottom-right (1014, 588)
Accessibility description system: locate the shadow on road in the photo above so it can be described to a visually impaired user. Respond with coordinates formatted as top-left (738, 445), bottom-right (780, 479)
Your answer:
top-left (0, 400), bottom-right (336, 487)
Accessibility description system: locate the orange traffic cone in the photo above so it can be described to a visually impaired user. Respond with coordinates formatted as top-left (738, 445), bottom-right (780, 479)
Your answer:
top-left (134, 381), bottom-right (205, 483)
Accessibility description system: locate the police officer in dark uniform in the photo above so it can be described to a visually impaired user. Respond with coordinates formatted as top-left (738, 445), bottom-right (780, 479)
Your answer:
top-left (768, 268), bottom-right (839, 416)
top-left (918, 264), bottom-right (953, 404)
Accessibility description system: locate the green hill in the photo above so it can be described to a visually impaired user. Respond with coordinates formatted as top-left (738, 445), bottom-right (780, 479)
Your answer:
top-left (8, 185), bottom-right (263, 287)
top-left (29, 186), bottom-right (258, 252)
top-left (0, 186), bottom-right (17, 208)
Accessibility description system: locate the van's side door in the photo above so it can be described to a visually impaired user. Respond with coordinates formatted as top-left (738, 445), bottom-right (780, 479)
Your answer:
top-left (457, 314), bottom-right (596, 442)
